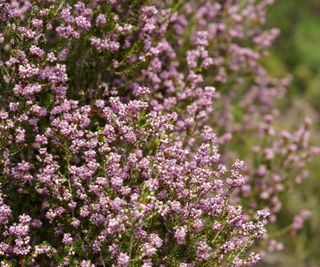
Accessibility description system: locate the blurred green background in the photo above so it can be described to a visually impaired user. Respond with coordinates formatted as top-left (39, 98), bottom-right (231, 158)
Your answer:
top-left (261, 1), bottom-right (320, 266)
top-left (267, 0), bottom-right (320, 108)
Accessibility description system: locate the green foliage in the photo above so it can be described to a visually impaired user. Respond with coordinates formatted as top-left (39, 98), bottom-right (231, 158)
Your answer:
top-left (262, 1), bottom-right (320, 266)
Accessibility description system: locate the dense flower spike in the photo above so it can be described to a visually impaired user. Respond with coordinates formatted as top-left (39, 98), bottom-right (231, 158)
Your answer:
top-left (0, 0), bottom-right (318, 266)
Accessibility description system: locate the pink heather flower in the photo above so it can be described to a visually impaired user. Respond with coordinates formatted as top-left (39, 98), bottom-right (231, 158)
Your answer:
top-left (96, 14), bottom-right (106, 26)
top-left (196, 31), bottom-right (209, 46)
top-left (47, 52), bottom-right (57, 62)
top-left (18, 64), bottom-right (39, 78)
top-left (13, 83), bottom-right (42, 96)
top-left (29, 45), bottom-right (45, 58)
top-left (256, 209), bottom-right (271, 220)
top-left (31, 18), bottom-right (43, 29)
top-left (15, 127), bottom-right (26, 143)
top-left (80, 260), bottom-right (94, 267)
top-left (75, 16), bottom-right (91, 31)
top-left (292, 210), bottom-right (311, 232)
top-left (0, 194), bottom-right (11, 225)
top-left (136, 86), bottom-right (150, 96)
top-left (179, 264), bottom-right (195, 267)
top-left (141, 243), bottom-right (157, 257)
top-left (247, 252), bottom-right (262, 265)
top-left (62, 233), bottom-right (73, 245)
top-left (212, 221), bottom-right (222, 231)
top-left (196, 241), bottom-right (212, 261)
top-left (174, 226), bottom-right (188, 244)
top-left (148, 233), bottom-right (163, 248)
top-left (117, 252), bottom-right (130, 267)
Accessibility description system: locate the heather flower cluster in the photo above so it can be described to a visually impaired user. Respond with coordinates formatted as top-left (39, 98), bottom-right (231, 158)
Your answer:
top-left (0, 0), bottom-right (318, 266)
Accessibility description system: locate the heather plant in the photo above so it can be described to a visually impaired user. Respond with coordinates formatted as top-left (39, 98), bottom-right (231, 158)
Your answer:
top-left (151, 0), bottom-right (319, 250)
top-left (0, 0), bottom-right (317, 266)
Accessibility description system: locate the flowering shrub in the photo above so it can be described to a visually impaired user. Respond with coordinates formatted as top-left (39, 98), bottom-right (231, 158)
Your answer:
top-left (0, 0), bottom-right (318, 266)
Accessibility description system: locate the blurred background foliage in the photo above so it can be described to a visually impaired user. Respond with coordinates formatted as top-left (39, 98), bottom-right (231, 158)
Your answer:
top-left (259, 1), bottom-right (320, 266)
top-left (267, 0), bottom-right (320, 108)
